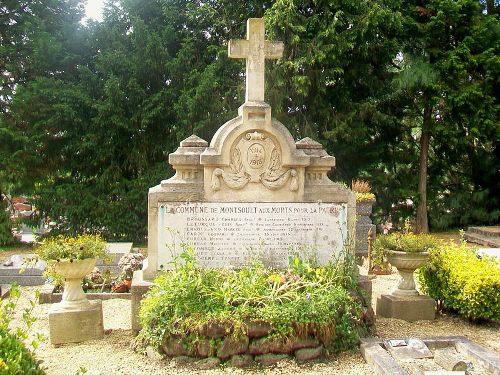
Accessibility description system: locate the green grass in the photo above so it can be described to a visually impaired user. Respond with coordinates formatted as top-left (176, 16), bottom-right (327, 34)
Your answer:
top-left (0, 242), bottom-right (33, 252)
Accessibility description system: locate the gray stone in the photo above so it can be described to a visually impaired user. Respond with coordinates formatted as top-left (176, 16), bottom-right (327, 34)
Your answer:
top-left (294, 346), bottom-right (324, 362)
top-left (48, 300), bottom-right (104, 345)
top-left (217, 335), bottom-right (249, 360)
top-left (464, 226), bottom-right (500, 247)
top-left (145, 345), bottom-right (163, 361)
top-left (130, 270), bottom-right (153, 334)
top-left (193, 357), bottom-right (221, 370)
top-left (360, 340), bottom-right (407, 375)
top-left (0, 254), bottom-right (45, 286)
top-left (384, 338), bottom-right (433, 359)
top-left (228, 354), bottom-right (254, 368)
top-left (376, 294), bottom-right (435, 321)
top-left (255, 353), bottom-right (289, 366)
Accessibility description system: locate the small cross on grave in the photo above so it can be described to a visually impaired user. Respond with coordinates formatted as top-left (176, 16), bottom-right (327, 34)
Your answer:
top-left (228, 18), bottom-right (284, 103)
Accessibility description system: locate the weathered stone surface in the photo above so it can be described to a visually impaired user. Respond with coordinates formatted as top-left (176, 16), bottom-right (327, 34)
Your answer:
top-left (228, 354), bottom-right (254, 368)
top-left (130, 271), bottom-right (153, 334)
top-left (199, 320), bottom-right (232, 339)
top-left (245, 320), bottom-right (271, 339)
top-left (170, 356), bottom-right (197, 365)
top-left (161, 336), bottom-right (189, 357)
top-left (294, 346), bottom-right (324, 362)
top-left (376, 294), bottom-right (435, 321)
top-left (248, 337), bottom-right (292, 355)
top-left (145, 346), bottom-right (163, 362)
top-left (217, 335), bottom-right (249, 360)
top-left (193, 357), bottom-right (221, 370)
top-left (290, 337), bottom-right (321, 351)
top-left (195, 339), bottom-right (215, 358)
top-left (48, 300), bottom-right (104, 345)
top-left (255, 353), bottom-right (289, 366)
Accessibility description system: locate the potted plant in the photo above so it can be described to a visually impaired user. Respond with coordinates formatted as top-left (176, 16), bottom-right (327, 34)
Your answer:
top-left (36, 234), bottom-right (109, 310)
top-left (372, 233), bottom-right (440, 296)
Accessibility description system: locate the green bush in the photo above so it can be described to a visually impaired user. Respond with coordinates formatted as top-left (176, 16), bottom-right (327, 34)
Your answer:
top-left (0, 198), bottom-right (15, 247)
top-left (419, 241), bottom-right (500, 321)
top-left (139, 246), bottom-right (369, 354)
top-left (0, 285), bottom-right (44, 374)
top-left (372, 233), bottom-right (441, 266)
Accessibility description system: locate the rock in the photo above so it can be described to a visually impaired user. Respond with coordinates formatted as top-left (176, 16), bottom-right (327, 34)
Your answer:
top-left (245, 320), bottom-right (271, 339)
top-left (145, 346), bottom-right (163, 361)
top-left (363, 307), bottom-right (376, 325)
top-left (161, 336), bottom-right (188, 357)
top-left (196, 339), bottom-right (215, 358)
top-left (228, 354), bottom-right (254, 368)
top-left (248, 337), bottom-right (292, 355)
top-left (294, 346), bottom-right (324, 362)
top-left (193, 357), bottom-right (221, 370)
top-left (255, 353), bottom-right (289, 366)
top-left (171, 356), bottom-right (196, 365)
top-left (290, 337), bottom-right (320, 351)
top-left (199, 320), bottom-right (232, 339)
top-left (217, 335), bottom-right (249, 360)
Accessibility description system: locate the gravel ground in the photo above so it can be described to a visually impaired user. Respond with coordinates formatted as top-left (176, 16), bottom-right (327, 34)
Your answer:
top-left (7, 266), bottom-right (498, 375)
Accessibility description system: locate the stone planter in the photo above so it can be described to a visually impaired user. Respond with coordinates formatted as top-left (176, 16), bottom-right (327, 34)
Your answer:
top-left (385, 250), bottom-right (429, 297)
top-left (53, 258), bottom-right (96, 310)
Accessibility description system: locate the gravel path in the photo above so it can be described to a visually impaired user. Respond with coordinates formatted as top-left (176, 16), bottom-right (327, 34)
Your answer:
top-left (8, 268), bottom-right (498, 375)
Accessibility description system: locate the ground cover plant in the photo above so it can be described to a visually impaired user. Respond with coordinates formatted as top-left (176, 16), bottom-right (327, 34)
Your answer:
top-left (139, 246), bottom-right (371, 359)
top-left (0, 285), bottom-right (44, 374)
top-left (419, 240), bottom-right (500, 321)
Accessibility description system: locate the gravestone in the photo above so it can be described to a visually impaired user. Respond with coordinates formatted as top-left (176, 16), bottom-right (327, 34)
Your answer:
top-left (133, 18), bottom-right (355, 331)
top-left (0, 254), bottom-right (45, 286)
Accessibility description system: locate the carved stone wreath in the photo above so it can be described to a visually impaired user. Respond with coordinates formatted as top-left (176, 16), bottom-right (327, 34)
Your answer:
top-left (211, 131), bottom-right (298, 192)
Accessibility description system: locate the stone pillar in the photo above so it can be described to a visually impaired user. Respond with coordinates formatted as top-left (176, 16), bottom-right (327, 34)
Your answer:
top-left (355, 199), bottom-right (376, 261)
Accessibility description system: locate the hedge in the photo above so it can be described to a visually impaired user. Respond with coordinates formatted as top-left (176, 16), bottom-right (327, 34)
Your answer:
top-left (419, 241), bottom-right (500, 321)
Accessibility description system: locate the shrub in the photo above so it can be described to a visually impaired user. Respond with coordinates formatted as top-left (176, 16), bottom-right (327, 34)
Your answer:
top-left (372, 233), bottom-right (441, 266)
top-left (139, 246), bottom-right (369, 354)
top-left (0, 284), bottom-right (45, 374)
top-left (419, 241), bottom-right (500, 321)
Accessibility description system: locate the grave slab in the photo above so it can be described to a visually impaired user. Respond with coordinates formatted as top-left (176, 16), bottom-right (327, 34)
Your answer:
top-left (0, 254), bottom-right (45, 286)
top-left (384, 338), bottom-right (433, 360)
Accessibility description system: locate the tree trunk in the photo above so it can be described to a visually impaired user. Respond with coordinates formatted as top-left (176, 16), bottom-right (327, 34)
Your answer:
top-left (415, 102), bottom-right (431, 234)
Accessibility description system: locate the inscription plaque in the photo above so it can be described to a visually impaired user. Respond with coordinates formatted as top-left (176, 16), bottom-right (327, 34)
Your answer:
top-left (157, 202), bottom-right (347, 269)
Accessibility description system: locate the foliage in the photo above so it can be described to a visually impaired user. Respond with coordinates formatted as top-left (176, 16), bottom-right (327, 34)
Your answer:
top-left (1, 0), bottom-right (498, 239)
top-left (356, 193), bottom-right (376, 203)
top-left (0, 197), bottom-right (15, 246)
top-left (372, 232), bottom-right (441, 266)
top-left (419, 241), bottom-right (500, 321)
top-left (0, 284), bottom-right (45, 374)
top-left (352, 180), bottom-right (372, 194)
top-left (139, 245), bottom-right (366, 353)
top-left (35, 234), bottom-right (108, 261)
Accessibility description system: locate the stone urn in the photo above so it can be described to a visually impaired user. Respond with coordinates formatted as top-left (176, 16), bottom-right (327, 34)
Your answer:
top-left (53, 258), bottom-right (96, 310)
top-left (386, 250), bottom-right (429, 297)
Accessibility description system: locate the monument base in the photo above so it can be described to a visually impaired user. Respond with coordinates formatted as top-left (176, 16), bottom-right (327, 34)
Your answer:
top-left (376, 294), bottom-right (435, 321)
top-left (49, 300), bottom-right (104, 345)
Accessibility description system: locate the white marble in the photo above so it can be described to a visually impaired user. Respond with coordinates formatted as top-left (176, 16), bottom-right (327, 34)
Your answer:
top-left (157, 202), bottom-right (347, 269)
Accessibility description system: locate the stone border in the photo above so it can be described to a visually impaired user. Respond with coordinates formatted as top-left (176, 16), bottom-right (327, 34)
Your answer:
top-left (39, 284), bottom-right (131, 304)
top-left (360, 336), bottom-right (500, 375)
top-left (0, 284), bottom-right (11, 299)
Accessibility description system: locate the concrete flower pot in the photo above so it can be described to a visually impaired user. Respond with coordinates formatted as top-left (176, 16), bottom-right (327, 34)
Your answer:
top-left (53, 258), bottom-right (96, 310)
top-left (386, 250), bottom-right (429, 297)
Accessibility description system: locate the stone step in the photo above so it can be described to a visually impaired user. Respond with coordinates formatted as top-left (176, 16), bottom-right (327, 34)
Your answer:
top-left (466, 226), bottom-right (500, 239)
top-left (464, 232), bottom-right (500, 248)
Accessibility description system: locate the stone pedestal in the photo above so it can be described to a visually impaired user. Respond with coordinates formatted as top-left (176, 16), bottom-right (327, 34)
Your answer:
top-left (49, 300), bottom-right (104, 345)
top-left (376, 294), bottom-right (435, 321)
top-left (355, 200), bottom-right (375, 261)
top-left (131, 269), bottom-right (153, 334)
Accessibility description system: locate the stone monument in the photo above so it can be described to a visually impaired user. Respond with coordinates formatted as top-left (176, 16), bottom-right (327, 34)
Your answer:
top-left (132, 18), bottom-right (356, 332)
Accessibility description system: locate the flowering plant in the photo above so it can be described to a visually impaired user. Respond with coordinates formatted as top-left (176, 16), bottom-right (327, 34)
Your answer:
top-left (118, 253), bottom-right (144, 279)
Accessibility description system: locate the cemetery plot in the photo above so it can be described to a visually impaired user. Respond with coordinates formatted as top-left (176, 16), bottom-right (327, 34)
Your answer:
top-left (361, 337), bottom-right (500, 375)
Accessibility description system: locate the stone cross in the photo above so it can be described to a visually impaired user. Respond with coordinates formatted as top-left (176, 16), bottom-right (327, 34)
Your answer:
top-left (228, 18), bottom-right (284, 103)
